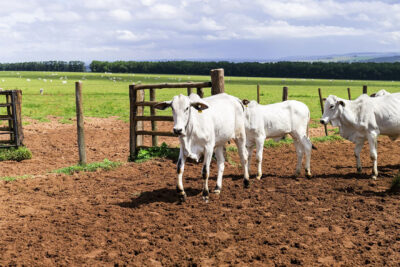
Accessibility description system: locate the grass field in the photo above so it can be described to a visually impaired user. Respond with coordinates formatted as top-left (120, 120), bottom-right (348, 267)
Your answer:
top-left (0, 71), bottom-right (399, 123)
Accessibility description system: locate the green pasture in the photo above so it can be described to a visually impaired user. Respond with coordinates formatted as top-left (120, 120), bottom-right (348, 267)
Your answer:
top-left (0, 71), bottom-right (399, 122)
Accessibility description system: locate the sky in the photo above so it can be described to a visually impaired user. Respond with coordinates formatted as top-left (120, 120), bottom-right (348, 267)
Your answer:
top-left (0, 0), bottom-right (399, 62)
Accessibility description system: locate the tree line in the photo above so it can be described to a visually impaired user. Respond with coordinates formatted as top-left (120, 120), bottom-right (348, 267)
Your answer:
top-left (0, 61), bottom-right (85, 72)
top-left (1, 60), bottom-right (399, 81)
top-left (90, 60), bottom-right (400, 81)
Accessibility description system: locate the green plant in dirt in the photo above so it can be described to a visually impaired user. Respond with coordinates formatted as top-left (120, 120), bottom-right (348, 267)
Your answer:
top-left (226, 146), bottom-right (238, 152)
top-left (52, 159), bottom-right (121, 175)
top-left (134, 142), bottom-right (180, 162)
top-left (329, 128), bottom-right (340, 134)
top-left (0, 146), bottom-right (32, 162)
top-left (311, 135), bottom-right (343, 143)
top-left (264, 138), bottom-right (294, 148)
top-left (263, 134), bottom-right (343, 149)
top-left (0, 175), bottom-right (31, 181)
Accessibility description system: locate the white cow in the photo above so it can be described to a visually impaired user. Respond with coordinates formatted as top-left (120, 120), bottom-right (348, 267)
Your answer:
top-left (242, 99), bottom-right (314, 179)
top-left (320, 94), bottom-right (400, 179)
top-left (371, 89), bottom-right (390, 97)
top-left (154, 93), bottom-right (249, 202)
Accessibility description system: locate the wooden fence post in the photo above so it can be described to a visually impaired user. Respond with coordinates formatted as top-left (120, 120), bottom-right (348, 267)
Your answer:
top-left (14, 90), bottom-right (23, 146)
top-left (347, 88), bottom-right (351, 100)
top-left (129, 84), bottom-right (144, 161)
top-left (6, 93), bottom-right (13, 144)
top-left (257, 84), bottom-right (260, 103)
top-left (197, 88), bottom-right (204, 98)
top-left (318, 88), bottom-right (328, 136)
top-left (282, 86), bottom-right (288, 101)
top-left (363, 85), bottom-right (367, 94)
top-left (187, 87), bottom-right (193, 96)
top-left (210, 69), bottom-right (225, 95)
top-left (75, 81), bottom-right (86, 165)
top-left (150, 88), bottom-right (157, 146)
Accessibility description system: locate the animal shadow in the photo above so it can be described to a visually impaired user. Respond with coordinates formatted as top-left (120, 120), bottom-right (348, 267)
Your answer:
top-left (117, 187), bottom-right (201, 208)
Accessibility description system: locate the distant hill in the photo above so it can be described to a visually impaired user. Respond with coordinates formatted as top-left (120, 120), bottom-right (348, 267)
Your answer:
top-left (360, 56), bottom-right (400, 63)
top-left (281, 52), bottom-right (400, 63)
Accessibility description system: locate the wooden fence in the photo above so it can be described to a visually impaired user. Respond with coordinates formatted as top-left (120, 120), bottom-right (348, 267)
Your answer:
top-left (129, 69), bottom-right (225, 161)
top-left (0, 90), bottom-right (23, 148)
top-left (256, 85), bottom-right (289, 103)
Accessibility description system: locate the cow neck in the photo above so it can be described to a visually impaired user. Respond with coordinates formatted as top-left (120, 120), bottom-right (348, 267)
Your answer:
top-left (185, 105), bottom-right (200, 139)
top-left (179, 106), bottom-right (198, 159)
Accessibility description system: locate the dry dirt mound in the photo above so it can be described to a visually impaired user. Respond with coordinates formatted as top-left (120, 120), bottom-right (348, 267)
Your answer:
top-left (0, 118), bottom-right (400, 265)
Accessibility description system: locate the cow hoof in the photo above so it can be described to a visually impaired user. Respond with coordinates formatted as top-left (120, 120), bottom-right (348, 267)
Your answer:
top-left (178, 193), bottom-right (187, 202)
top-left (244, 179), bottom-right (250, 188)
top-left (357, 167), bottom-right (362, 174)
top-left (213, 186), bottom-right (221, 194)
top-left (202, 189), bottom-right (209, 198)
top-left (256, 174), bottom-right (262, 180)
top-left (202, 195), bottom-right (209, 203)
top-left (371, 175), bottom-right (377, 180)
top-left (305, 169), bottom-right (311, 179)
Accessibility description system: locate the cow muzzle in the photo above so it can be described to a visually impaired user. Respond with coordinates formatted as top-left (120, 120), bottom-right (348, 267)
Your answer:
top-left (173, 128), bottom-right (183, 136)
top-left (320, 118), bottom-right (328, 125)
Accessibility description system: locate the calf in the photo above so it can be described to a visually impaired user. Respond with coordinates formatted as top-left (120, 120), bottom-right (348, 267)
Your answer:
top-left (320, 94), bottom-right (400, 179)
top-left (154, 93), bottom-right (249, 202)
top-left (242, 99), bottom-right (314, 179)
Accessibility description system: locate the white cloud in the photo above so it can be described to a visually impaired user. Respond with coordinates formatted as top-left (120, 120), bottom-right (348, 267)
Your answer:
top-left (256, 0), bottom-right (330, 19)
top-left (109, 9), bottom-right (132, 21)
top-left (1, 0), bottom-right (400, 62)
top-left (116, 30), bottom-right (139, 41)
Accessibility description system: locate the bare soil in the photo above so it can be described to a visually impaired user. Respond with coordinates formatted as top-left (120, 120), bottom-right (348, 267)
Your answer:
top-left (1, 118), bottom-right (400, 266)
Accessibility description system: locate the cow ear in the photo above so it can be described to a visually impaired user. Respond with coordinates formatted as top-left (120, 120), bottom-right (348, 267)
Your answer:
top-left (191, 101), bottom-right (209, 111)
top-left (242, 99), bottom-right (250, 106)
top-left (338, 100), bottom-right (345, 107)
top-left (370, 93), bottom-right (376, 97)
top-left (153, 101), bottom-right (172, 110)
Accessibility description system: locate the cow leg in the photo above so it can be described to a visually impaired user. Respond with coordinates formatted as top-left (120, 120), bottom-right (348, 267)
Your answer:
top-left (202, 147), bottom-right (213, 202)
top-left (234, 137), bottom-right (250, 188)
top-left (301, 136), bottom-right (312, 178)
top-left (255, 135), bottom-right (265, 180)
top-left (176, 150), bottom-right (187, 202)
top-left (367, 134), bottom-right (378, 179)
top-left (292, 138), bottom-right (303, 177)
top-left (214, 146), bottom-right (225, 194)
top-left (245, 138), bottom-right (255, 178)
top-left (354, 141), bottom-right (364, 174)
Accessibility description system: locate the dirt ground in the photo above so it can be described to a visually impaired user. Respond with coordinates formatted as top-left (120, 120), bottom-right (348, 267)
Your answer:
top-left (1, 118), bottom-right (400, 266)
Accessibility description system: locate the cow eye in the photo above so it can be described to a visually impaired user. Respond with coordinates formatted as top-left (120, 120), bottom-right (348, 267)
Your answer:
top-left (330, 105), bottom-right (334, 109)
top-left (185, 107), bottom-right (189, 112)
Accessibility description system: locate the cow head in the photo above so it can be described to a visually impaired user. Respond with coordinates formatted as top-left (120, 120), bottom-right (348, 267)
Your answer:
top-left (154, 94), bottom-right (208, 136)
top-left (320, 95), bottom-right (345, 126)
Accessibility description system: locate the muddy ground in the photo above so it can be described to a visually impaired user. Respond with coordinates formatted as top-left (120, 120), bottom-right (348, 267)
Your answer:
top-left (0, 118), bottom-right (400, 266)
